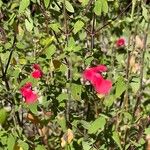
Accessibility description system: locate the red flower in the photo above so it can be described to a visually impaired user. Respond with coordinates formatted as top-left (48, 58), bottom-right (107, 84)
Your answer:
top-left (83, 65), bottom-right (112, 95)
top-left (31, 64), bottom-right (43, 79)
top-left (92, 74), bottom-right (112, 94)
top-left (83, 65), bottom-right (107, 81)
top-left (116, 38), bottom-right (125, 47)
top-left (20, 82), bottom-right (38, 104)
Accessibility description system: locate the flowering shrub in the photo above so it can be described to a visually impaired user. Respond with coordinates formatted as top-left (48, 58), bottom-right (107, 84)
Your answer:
top-left (0, 0), bottom-right (150, 150)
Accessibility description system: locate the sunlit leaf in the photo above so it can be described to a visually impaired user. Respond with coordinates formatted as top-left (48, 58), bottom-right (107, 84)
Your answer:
top-left (19, 0), bottom-right (30, 14)
top-left (112, 131), bottom-right (122, 150)
top-left (88, 116), bottom-right (106, 134)
top-left (65, 1), bottom-right (74, 13)
top-left (0, 108), bottom-right (7, 125)
top-left (94, 0), bottom-right (102, 16)
top-left (115, 76), bottom-right (126, 98)
top-left (73, 20), bottom-right (84, 34)
top-left (44, 0), bottom-right (50, 8)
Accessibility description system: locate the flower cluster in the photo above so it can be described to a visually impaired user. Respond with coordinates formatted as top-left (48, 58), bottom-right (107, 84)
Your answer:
top-left (20, 82), bottom-right (38, 104)
top-left (20, 64), bottom-right (43, 104)
top-left (83, 65), bottom-right (112, 95)
top-left (116, 38), bottom-right (125, 47)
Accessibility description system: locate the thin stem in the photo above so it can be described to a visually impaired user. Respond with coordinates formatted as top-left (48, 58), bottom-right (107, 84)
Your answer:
top-left (39, 0), bottom-right (49, 35)
top-left (63, 0), bottom-right (72, 125)
top-left (95, 2), bottom-right (132, 34)
top-left (90, 13), bottom-right (95, 50)
top-left (133, 21), bottom-right (150, 116)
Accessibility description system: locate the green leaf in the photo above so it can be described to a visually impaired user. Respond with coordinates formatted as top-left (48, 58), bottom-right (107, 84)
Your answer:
top-left (25, 18), bottom-right (33, 32)
top-left (0, 0), bottom-right (3, 8)
top-left (142, 5), bottom-right (148, 21)
top-left (28, 103), bottom-right (38, 114)
top-left (82, 141), bottom-right (92, 150)
top-left (65, 37), bottom-right (75, 51)
top-left (112, 131), bottom-right (122, 150)
top-left (81, 0), bottom-right (89, 6)
top-left (19, 0), bottom-right (30, 14)
top-left (35, 145), bottom-right (46, 150)
top-left (115, 76), bottom-right (126, 98)
top-left (80, 120), bottom-right (90, 129)
top-left (57, 93), bottom-right (68, 102)
top-left (88, 116), bottom-right (106, 134)
top-left (65, 0), bottom-right (74, 13)
top-left (7, 135), bottom-right (16, 150)
top-left (18, 140), bottom-right (29, 150)
top-left (0, 108), bottom-right (7, 125)
top-left (73, 20), bottom-right (84, 34)
top-left (71, 83), bottom-right (82, 100)
top-left (45, 44), bottom-right (56, 59)
top-left (44, 0), bottom-right (50, 8)
top-left (40, 37), bottom-right (54, 48)
top-left (57, 115), bottom-right (67, 132)
top-left (145, 127), bottom-right (150, 135)
top-left (94, 0), bottom-right (102, 16)
top-left (102, 0), bottom-right (108, 14)
top-left (49, 23), bottom-right (61, 33)
top-left (103, 95), bottom-right (115, 107)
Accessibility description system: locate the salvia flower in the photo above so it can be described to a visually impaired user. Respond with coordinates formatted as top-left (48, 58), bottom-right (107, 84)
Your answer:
top-left (83, 65), bottom-right (112, 95)
top-left (20, 82), bottom-right (38, 104)
top-left (31, 64), bottom-right (43, 79)
top-left (116, 37), bottom-right (125, 47)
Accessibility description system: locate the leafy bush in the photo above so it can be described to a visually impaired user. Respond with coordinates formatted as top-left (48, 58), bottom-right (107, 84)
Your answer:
top-left (0, 0), bottom-right (150, 149)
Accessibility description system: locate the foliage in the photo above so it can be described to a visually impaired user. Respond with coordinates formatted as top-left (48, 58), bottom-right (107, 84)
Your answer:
top-left (0, 0), bottom-right (150, 149)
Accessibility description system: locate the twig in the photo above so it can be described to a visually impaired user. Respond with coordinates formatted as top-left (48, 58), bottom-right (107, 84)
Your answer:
top-left (95, 2), bottom-right (132, 34)
top-left (133, 21), bottom-right (150, 116)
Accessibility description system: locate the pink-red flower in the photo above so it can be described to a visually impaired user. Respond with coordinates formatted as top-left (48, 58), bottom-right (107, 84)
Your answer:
top-left (83, 65), bottom-right (112, 95)
top-left (31, 64), bottom-right (43, 79)
top-left (20, 82), bottom-right (38, 104)
top-left (116, 38), bottom-right (125, 47)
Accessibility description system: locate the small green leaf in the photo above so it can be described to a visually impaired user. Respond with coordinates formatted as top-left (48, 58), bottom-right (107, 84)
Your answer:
top-left (142, 5), bottom-right (148, 21)
top-left (18, 140), bottom-right (29, 150)
top-left (28, 103), bottom-right (38, 114)
top-left (88, 116), bottom-right (106, 134)
top-left (40, 37), bottom-right (54, 47)
top-left (7, 135), bottom-right (16, 150)
top-left (65, 1), bottom-right (74, 13)
top-left (19, 0), bottom-right (30, 14)
top-left (25, 18), bottom-right (33, 32)
top-left (0, 0), bottom-right (3, 8)
top-left (73, 20), bottom-right (84, 34)
top-left (145, 127), bottom-right (150, 135)
top-left (102, 0), bottom-right (108, 14)
top-left (112, 131), bottom-right (122, 150)
top-left (44, 0), bottom-right (50, 8)
top-left (80, 120), bottom-right (90, 129)
top-left (0, 108), bottom-right (7, 125)
top-left (57, 115), bottom-right (67, 132)
top-left (45, 44), bottom-right (56, 59)
top-left (115, 76), bottom-right (126, 98)
top-left (49, 23), bottom-right (61, 33)
top-left (103, 95), bottom-right (115, 107)
top-left (94, 0), bottom-right (102, 16)
top-left (81, 0), bottom-right (89, 6)
top-left (57, 93), bottom-right (68, 102)
top-left (71, 83), bottom-right (82, 100)
top-left (82, 141), bottom-right (92, 150)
